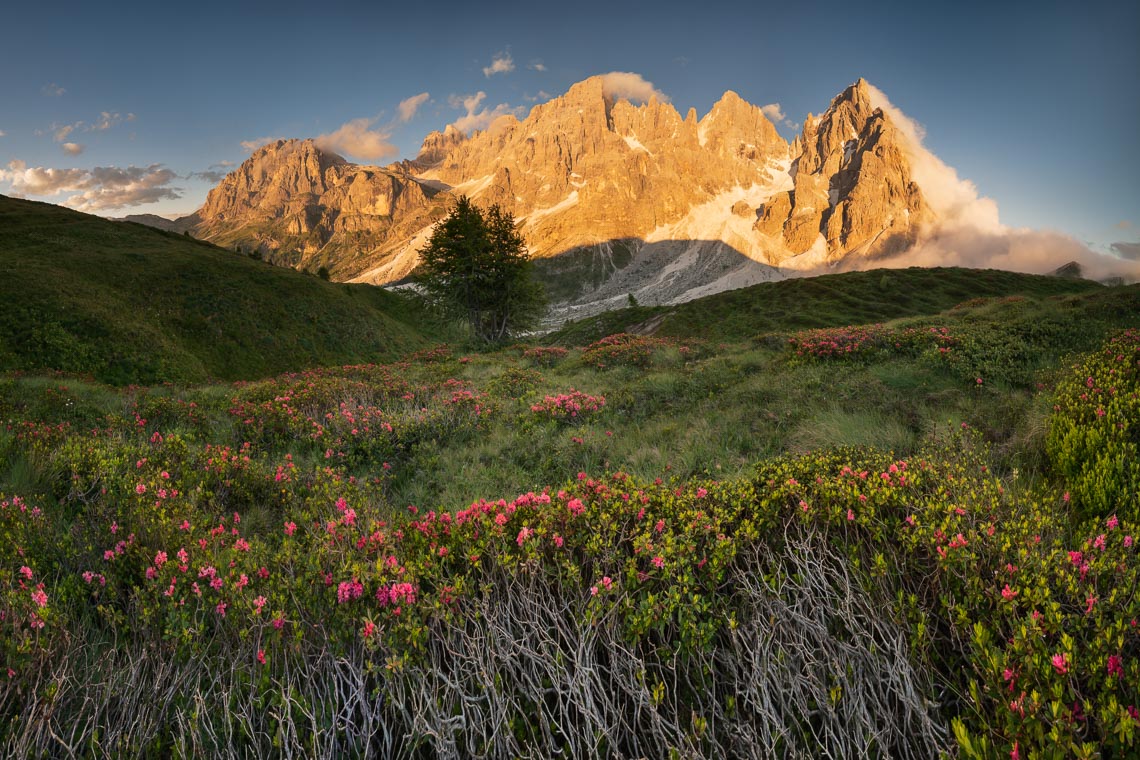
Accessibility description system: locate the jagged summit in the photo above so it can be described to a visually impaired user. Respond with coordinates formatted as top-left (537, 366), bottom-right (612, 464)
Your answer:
top-left (754, 78), bottom-right (932, 264)
top-left (173, 76), bottom-right (977, 314)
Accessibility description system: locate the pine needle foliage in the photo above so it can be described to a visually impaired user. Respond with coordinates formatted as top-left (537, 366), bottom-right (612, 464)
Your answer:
top-left (416, 196), bottom-right (547, 343)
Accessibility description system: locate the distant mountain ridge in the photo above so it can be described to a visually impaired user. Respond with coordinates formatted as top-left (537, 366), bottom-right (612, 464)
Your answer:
top-left (155, 77), bottom-right (979, 314)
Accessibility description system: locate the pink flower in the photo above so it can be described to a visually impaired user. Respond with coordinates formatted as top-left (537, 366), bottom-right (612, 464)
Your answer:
top-left (655, 519), bottom-right (665, 533)
top-left (516, 526), bottom-right (532, 547)
top-left (154, 551), bottom-right (167, 567)
top-left (1108, 654), bottom-right (1124, 678)
top-left (253, 595), bottom-right (266, 614)
top-left (272, 615), bottom-right (284, 630)
top-left (601, 576), bottom-right (613, 590)
top-left (30, 585), bottom-right (48, 608)
top-left (284, 521), bottom-right (296, 536)
top-left (18, 566), bottom-right (32, 580)
top-left (343, 508), bottom-right (356, 526)
top-left (135, 483), bottom-right (147, 494)
top-left (1126, 535), bottom-right (1134, 548)
top-left (1001, 585), bottom-right (1017, 601)
top-left (976, 378), bottom-right (983, 385)
top-left (567, 498), bottom-right (584, 516)
top-left (1085, 595), bottom-right (1097, 614)
top-left (847, 509), bottom-right (855, 522)
top-left (215, 601), bottom-right (227, 617)
top-left (553, 534), bottom-right (564, 548)
top-left (1051, 652), bottom-right (1069, 675)
top-left (145, 567), bottom-right (158, 580)
top-left (257, 650), bottom-right (266, 665)
top-left (179, 520), bottom-right (191, 531)
top-left (337, 579), bottom-right (364, 604)
top-left (1107, 514), bottom-right (1119, 531)
top-left (695, 487), bottom-right (707, 498)
top-left (590, 585), bottom-right (599, 596)
top-left (652, 555), bottom-right (664, 569)
top-left (362, 620), bottom-right (375, 638)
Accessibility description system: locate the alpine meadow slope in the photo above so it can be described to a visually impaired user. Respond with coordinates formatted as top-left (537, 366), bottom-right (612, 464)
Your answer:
top-left (0, 195), bottom-right (433, 384)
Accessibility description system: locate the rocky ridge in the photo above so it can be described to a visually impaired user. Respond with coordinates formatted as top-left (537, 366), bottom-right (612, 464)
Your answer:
top-left (175, 77), bottom-right (946, 312)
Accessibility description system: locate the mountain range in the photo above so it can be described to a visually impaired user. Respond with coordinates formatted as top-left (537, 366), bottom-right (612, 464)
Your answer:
top-left (140, 78), bottom-right (1003, 316)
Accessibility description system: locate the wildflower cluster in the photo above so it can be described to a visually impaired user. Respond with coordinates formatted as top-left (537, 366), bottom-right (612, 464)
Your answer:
top-left (521, 346), bottom-right (569, 367)
top-left (1047, 328), bottom-right (1139, 520)
top-left (530, 389), bottom-right (606, 421)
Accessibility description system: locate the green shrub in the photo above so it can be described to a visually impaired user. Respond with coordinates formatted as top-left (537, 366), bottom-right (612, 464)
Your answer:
top-left (1047, 329), bottom-right (1140, 520)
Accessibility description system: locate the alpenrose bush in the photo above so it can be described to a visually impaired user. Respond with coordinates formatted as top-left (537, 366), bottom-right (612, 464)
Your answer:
top-left (787, 323), bottom-right (957, 361)
top-left (530, 388), bottom-right (605, 422)
top-left (1047, 328), bottom-right (1139, 521)
top-left (520, 345), bottom-right (569, 367)
top-left (579, 332), bottom-right (703, 369)
top-left (1, 381), bottom-right (1137, 755)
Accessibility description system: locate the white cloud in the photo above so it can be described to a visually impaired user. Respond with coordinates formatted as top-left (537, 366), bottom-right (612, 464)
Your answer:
top-left (0, 159), bottom-right (181, 211)
top-left (50, 111), bottom-right (134, 143)
top-left (397, 92), bottom-right (430, 122)
top-left (447, 91), bottom-right (522, 134)
top-left (42, 83), bottom-right (66, 97)
top-left (869, 226), bottom-right (1140, 282)
top-left (93, 111), bottom-right (133, 131)
top-left (240, 136), bottom-right (284, 152)
top-left (1111, 241), bottom-right (1140, 261)
top-left (524, 90), bottom-right (552, 103)
top-left (865, 83), bottom-right (1001, 234)
top-left (0, 130), bottom-right (6, 138)
top-left (483, 51), bottom-right (515, 77)
top-left (314, 117), bottom-right (397, 161)
top-left (760, 103), bottom-right (786, 123)
top-left (826, 80), bottom-right (1140, 282)
top-left (528, 60), bottom-right (546, 72)
top-left (61, 142), bottom-right (84, 155)
top-left (598, 72), bottom-right (669, 104)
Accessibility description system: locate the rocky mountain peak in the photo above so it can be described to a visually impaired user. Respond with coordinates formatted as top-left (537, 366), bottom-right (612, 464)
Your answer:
top-left (176, 76), bottom-right (977, 316)
top-left (415, 125), bottom-right (468, 166)
top-left (754, 78), bottom-right (933, 262)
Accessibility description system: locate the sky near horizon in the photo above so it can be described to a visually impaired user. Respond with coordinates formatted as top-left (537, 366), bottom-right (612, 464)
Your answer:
top-left (0, 0), bottom-right (1136, 255)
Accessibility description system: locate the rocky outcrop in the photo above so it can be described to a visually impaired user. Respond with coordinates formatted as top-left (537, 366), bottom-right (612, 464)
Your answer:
top-left (414, 125), bottom-right (468, 167)
top-left (191, 139), bottom-right (444, 277)
top-left (755, 79), bottom-right (933, 263)
top-left (182, 76), bottom-right (961, 308)
top-left (420, 76), bottom-right (789, 259)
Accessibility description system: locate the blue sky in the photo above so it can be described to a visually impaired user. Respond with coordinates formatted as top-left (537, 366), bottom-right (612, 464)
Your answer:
top-left (1, 0), bottom-right (1136, 252)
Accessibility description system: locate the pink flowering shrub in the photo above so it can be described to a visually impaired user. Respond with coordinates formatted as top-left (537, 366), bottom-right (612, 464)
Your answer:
top-left (530, 389), bottom-right (606, 422)
top-left (521, 346), bottom-right (569, 367)
top-left (1047, 328), bottom-right (1139, 520)
top-left (581, 333), bottom-right (669, 369)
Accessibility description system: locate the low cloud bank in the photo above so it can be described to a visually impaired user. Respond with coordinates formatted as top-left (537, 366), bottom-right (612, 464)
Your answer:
top-left (0, 159), bottom-right (180, 211)
top-left (857, 82), bottom-right (1138, 281)
top-left (599, 72), bottom-right (668, 104)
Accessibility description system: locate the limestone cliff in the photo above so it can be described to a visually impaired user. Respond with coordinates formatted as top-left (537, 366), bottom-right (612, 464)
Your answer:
top-left (755, 79), bottom-right (933, 264)
top-left (192, 139), bottom-right (444, 278)
top-left (178, 76), bottom-right (961, 314)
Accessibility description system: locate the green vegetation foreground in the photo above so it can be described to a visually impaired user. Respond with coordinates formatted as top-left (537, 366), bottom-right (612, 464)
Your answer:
top-left (1, 277), bottom-right (1138, 757)
top-left (0, 195), bottom-right (431, 384)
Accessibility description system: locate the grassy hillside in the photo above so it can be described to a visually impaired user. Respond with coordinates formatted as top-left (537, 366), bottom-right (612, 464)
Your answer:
top-left (1, 259), bottom-right (1138, 755)
top-left (0, 195), bottom-right (433, 384)
top-left (550, 266), bottom-right (1107, 344)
